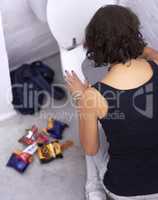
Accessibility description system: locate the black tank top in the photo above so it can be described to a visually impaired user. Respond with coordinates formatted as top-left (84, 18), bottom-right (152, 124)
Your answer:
top-left (93, 60), bottom-right (158, 196)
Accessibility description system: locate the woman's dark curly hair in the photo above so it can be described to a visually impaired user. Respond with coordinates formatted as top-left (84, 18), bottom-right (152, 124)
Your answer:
top-left (84, 5), bottom-right (147, 66)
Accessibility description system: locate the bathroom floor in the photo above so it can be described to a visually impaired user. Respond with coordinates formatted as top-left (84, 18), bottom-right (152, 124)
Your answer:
top-left (0, 54), bottom-right (86, 200)
top-left (0, 100), bottom-right (86, 200)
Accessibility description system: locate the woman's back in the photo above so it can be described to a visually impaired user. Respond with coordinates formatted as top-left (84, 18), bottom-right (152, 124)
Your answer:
top-left (101, 58), bottom-right (154, 91)
top-left (93, 59), bottom-right (158, 196)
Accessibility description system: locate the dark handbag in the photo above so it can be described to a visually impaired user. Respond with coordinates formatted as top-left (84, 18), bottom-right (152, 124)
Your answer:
top-left (31, 61), bottom-right (67, 100)
top-left (10, 61), bottom-right (54, 114)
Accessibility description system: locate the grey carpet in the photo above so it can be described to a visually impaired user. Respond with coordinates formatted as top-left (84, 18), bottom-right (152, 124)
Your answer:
top-left (0, 100), bottom-right (86, 200)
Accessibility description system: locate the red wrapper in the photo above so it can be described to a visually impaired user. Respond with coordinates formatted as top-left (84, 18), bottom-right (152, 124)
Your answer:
top-left (19, 125), bottom-right (49, 145)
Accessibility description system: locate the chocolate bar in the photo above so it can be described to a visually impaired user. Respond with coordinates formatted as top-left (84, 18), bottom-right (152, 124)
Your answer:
top-left (7, 144), bottom-right (37, 173)
top-left (37, 141), bottom-right (63, 164)
top-left (47, 120), bottom-right (68, 140)
top-left (19, 125), bottom-right (49, 145)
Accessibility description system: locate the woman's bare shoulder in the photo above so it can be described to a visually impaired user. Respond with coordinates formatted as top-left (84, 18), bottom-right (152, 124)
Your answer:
top-left (154, 59), bottom-right (158, 65)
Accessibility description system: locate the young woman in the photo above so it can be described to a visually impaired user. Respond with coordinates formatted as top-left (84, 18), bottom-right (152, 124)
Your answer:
top-left (65, 5), bottom-right (158, 200)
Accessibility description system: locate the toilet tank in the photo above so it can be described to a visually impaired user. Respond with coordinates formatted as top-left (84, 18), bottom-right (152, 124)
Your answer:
top-left (27, 0), bottom-right (48, 22)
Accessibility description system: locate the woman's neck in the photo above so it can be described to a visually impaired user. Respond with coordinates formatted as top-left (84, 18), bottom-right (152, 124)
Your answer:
top-left (109, 58), bottom-right (144, 71)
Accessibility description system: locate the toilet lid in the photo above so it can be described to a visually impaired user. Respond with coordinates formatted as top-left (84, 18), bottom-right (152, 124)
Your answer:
top-left (47, 0), bottom-right (117, 49)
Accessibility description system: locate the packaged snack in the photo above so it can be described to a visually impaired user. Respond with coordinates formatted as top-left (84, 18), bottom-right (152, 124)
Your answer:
top-left (47, 117), bottom-right (54, 129)
top-left (51, 141), bottom-right (63, 159)
top-left (19, 125), bottom-right (49, 145)
top-left (7, 144), bottom-right (37, 173)
top-left (47, 120), bottom-right (68, 140)
top-left (36, 134), bottom-right (49, 144)
top-left (7, 153), bottom-right (31, 173)
top-left (37, 141), bottom-right (63, 164)
top-left (23, 143), bottom-right (38, 155)
top-left (61, 140), bottom-right (74, 151)
top-left (18, 125), bottom-right (38, 145)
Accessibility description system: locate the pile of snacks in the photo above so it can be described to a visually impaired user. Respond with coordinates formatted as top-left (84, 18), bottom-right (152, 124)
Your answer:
top-left (7, 118), bottom-right (74, 173)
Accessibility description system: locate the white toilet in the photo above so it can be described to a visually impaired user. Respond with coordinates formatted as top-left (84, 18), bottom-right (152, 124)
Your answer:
top-left (28, 0), bottom-right (117, 82)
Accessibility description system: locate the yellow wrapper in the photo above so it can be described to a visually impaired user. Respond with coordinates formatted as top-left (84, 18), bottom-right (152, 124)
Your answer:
top-left (47, 118), bottom-right (54, 129)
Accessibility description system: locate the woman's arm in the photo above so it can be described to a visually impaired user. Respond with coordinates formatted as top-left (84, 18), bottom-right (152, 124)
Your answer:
top-left (143, 47), bottom-right (158, 62)
top-left (65, 71), bottom-right (108, 155)
top-left (78, 89), bottom-right (100, 155)
top-left (77, 88), bottom-right (108, 155)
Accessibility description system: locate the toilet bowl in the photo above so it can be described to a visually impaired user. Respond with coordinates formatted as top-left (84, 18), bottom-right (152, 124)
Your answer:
top-left (28, 0), bottom-right (117, 81)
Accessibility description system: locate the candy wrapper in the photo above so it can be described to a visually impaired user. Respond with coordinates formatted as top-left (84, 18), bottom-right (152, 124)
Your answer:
top-left (61, 140), bottom-right (74, 151)
top-left (47, 117), bottom-right (54, 129)
top-left (19, 125), bottom-right (49, 145)
top-left (37, 141), bottom-right (63, 164)
top-left (7, 143), bottom-right (37, 173)
top-left (37, 140), bottom-right (74, 164)
top-left (7, 153), bottom-right (31, 173)
top-left (47, 120), bottom-right (69, 140)
top-left (23, 143), bottom-right (38, 155)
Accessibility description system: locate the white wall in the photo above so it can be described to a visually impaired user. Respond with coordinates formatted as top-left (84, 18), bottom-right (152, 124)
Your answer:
top-left (0, 13), bottom-right (15, 120)
top-left (2, 0), bottom-right (158, 70)
top-left (0, 0), bottom-right (58, 69)
top-left (120, 0), bottom-right (158, 49)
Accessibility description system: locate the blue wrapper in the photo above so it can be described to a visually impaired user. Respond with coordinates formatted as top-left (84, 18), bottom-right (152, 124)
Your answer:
top-left (7, 153), bottom-right (29, 173)
top-left (47, 120), bottom-right (68, 140)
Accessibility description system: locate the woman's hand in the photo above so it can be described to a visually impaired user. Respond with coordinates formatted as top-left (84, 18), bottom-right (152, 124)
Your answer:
top-left (65, 70), bottom-right (90, 104)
